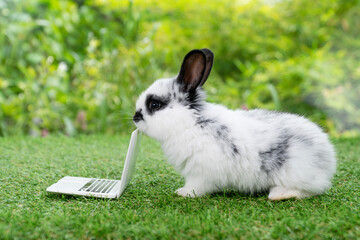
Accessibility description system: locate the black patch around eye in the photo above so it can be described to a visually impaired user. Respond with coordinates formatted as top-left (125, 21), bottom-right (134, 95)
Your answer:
top-left (145, 94), bottom-right (170, 115)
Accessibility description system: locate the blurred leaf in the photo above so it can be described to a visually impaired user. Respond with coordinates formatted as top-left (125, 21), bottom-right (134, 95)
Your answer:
top-left (64, 116), bottom-right (76, 136)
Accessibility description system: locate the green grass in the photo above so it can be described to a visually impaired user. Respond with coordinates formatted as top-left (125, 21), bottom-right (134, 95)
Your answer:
top-left (0, 134), bottom-right (359, 239)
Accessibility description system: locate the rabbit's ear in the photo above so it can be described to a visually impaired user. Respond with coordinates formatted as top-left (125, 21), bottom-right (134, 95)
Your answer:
top-left (199, 48), bottom-right (214, 87)
top-left (177, 49), bottom-right (207, 92)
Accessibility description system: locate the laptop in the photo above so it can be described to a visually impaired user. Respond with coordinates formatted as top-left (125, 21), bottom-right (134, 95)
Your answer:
top-left (46, 129), bottom-right (142, 199)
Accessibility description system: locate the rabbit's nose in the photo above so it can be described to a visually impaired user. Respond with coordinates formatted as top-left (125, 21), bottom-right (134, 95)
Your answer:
top-left (133, 110), bottom-right (144, 122)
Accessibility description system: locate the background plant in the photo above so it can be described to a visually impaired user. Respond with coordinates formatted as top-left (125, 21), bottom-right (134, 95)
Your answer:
top-left (0, 0), bottom-right (359, 136)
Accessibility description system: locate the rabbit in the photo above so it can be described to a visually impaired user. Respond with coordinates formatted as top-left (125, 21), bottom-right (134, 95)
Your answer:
top-left (133, 48), bottom-right (336, 200)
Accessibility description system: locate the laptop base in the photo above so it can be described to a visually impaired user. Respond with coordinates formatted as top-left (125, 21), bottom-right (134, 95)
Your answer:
top-left (46, 176), bottom-right (121, 198)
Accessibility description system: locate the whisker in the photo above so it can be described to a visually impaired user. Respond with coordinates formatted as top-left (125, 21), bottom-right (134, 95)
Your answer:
top-left (113, 109), bottom-right (134, 114)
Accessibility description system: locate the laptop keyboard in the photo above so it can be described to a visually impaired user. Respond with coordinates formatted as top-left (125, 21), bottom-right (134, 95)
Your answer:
top-left (78, 179), bottom-right (118, 194)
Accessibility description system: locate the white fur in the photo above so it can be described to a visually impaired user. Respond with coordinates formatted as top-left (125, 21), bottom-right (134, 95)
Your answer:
top-left (134, 76), bottom-right (336, 200)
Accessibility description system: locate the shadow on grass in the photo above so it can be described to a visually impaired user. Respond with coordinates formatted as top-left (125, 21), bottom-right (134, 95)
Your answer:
top-left (45, 192), bottom-right (115, 202)
top-left (209, 189), bottom-right (269, 199)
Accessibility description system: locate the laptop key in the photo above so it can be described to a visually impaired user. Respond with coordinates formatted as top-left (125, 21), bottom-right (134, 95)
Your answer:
top-left (92, 180), bottom-right (108, 193)
top-left (79, 179), bottom-right (96, 191)
top-left (86, 179), bottom-right (103, 192)
top-left (102, 181), bottom-right (117, 193)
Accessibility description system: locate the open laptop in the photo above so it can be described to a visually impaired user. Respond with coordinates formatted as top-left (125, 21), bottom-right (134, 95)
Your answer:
top-left (46, 129), bottom-right (142, 199)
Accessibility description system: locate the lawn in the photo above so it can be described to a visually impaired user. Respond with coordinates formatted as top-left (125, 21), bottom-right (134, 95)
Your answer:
top-left (0, 134), bottom-right (359, 239)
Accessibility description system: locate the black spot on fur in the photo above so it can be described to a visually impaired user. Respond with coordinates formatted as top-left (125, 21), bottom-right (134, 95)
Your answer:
top-left (196, 118), bottom-right (216, 128)
top-left (187, 89), bottom-right (203, 111)
top-left (259, 130), bottom-right (290, 174)
top-left (196, 118), bottom-right (240, 158)
top-left (216, 125), bottom-right (240, 158)
top-left (231, 143), bottom-right (239, 156)
top-left (220, 125), bottom-right (227, 131)
top-left (172, 78), bottom-right (204, 111)
top-left (216, 125), bottom-right (228, 139)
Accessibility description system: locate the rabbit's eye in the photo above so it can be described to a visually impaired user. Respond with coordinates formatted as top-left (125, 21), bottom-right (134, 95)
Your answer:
top-left (149, 100), bottom-right (162, 111)
top-left (145, 94), bottom-right (170, 114)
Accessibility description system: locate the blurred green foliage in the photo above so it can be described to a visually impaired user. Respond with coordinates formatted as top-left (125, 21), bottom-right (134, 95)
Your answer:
top-left (0, 0), bottom-right (359, 136)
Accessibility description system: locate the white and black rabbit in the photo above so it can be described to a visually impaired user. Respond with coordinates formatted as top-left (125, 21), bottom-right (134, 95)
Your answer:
top-left (133, 49), bottom-right (336, 200)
